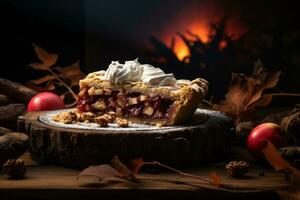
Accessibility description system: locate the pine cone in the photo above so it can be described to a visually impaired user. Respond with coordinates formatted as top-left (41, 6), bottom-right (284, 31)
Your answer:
top-left (3, 159), bottom-right (27, 179)
top-left (225, 161), bottom-right (250, 178)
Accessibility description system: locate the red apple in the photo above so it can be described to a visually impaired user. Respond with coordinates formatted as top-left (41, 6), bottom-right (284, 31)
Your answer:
top-left (247, 122), bottom-right (287, 157)
top-left (27, 92), bottom-right (65, 112)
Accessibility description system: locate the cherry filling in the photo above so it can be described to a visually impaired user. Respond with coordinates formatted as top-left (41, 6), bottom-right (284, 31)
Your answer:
top-left (77, 87), bottom-right (175, 119)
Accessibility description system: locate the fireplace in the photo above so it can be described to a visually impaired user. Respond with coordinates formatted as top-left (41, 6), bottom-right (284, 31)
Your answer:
top-left (1, 0), bottom-right (299, 102)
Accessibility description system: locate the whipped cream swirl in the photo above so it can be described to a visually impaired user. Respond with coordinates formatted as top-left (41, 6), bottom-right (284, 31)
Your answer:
top-left (103, 59), bottom-right (176, 86)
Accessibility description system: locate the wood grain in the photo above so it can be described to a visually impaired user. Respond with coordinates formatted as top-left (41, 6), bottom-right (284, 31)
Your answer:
top-left (0, 163), bottom-right (290, 200)
top-left (18, 109), bottom-right (233, 169)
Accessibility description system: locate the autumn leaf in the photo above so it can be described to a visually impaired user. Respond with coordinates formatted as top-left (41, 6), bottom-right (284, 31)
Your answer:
top-left (77, 156), bottom-right (140, 184)
top-left (209, 171), bottom-right (222, 186)
top-left (126, 157), bottom-right (146, 174)
top-left (262, 140), bottom-right (300, 177)
top-left (29, 75), bottom-right (56, 85)
top-left (29, 43), bottom-right (58, 70)
top-left (56, 60), bottom-right (85, 87)
top-left (111, 156), bottom-right (139, 182)
top-left (213, 60), bottom-right (281, 124)
top-left (77, 164), bottom-right (122, 181)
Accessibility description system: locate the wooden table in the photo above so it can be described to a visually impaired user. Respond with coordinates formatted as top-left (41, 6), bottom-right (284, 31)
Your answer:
top-left (0, 153), bottom-right (298, 200)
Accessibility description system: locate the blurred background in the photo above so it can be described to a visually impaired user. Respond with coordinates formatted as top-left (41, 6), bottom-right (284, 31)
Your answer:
top-left (1, 0), bottom-right (299, 102)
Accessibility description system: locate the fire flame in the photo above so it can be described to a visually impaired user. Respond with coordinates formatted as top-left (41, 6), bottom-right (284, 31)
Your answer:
top-left (174, 22), bottom-right (210, 61)
top-left (159, 2), bottom-right (247, 61)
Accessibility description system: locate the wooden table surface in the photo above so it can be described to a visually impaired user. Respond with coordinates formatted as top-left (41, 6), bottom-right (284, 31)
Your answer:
top-left (0, 153), bottom-right (299, 200)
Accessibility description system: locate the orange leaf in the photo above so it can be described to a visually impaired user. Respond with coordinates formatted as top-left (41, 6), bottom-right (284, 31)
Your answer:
top-left (126, 158), bottom-right (145, 174)
top-left (209, 171), bottom-right (222, 186)
top-left (29, 43), bottom-right (58, 70)
top-left (110, 156), bottom-right (138, 182)
top-left (262, 140), bottom-right (300, 177)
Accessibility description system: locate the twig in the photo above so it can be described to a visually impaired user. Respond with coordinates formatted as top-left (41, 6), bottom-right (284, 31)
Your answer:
top-left (143, 161), bottom-right (213, 185)
top-left (48, 68), bottom-right (78, 102)
top-left (270, 93), bottom-right (300, 97)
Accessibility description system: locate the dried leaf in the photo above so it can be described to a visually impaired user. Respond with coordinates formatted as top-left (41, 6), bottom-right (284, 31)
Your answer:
top-left (77, 164), bottom-right (122, 181)
top-left (29, 62), bottom-right (50, 70)
top-left (262, 140), bottom-right (300, 177)
top-left (26, 81), bottom-right (54, 92)
top-left (259, 71), bottom-right (282, 90)
top-left (126, 157), bottom-right (146, 174)
top-left (249, 94), bottom-right (273, 109)
top-left (209, 171), bottom-right (222, 186)
top-left (225, 73), bottom-right (248, 110)
top-left (29, 44), bottom-right (58, 70)
top-left (30, 75), bottom-right (56, 85)
top-left (243, 77), bottom-right (262, 109)
top-left (56, 60), bottom-right (85, 87)
top-left (213, 61), bottom-right (281, 124)
top-left (111, 156), bottom-right (139, 182)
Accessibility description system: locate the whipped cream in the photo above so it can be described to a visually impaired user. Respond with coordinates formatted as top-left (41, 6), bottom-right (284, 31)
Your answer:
top-left (103, 59), bottom-right (176, 86)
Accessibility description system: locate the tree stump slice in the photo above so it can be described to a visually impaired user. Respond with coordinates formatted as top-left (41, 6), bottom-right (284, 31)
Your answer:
top-left (18, 109), bottom-right (233, 169)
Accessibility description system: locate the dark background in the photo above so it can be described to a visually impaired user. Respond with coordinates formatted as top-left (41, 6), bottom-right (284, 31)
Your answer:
top-left (1, 0), bottom-right (299, 102)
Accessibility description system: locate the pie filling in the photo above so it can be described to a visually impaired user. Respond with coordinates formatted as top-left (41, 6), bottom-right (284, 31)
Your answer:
top-left (77, 87), bottom-right (176, 120)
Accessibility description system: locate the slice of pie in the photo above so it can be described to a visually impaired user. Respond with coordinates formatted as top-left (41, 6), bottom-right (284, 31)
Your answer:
top-left (73, 59), bottom-right (208, 126)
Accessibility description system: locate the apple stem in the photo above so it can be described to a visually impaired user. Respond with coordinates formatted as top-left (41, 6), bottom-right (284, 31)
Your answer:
top-left (48, 68), bottom-right (78, 102)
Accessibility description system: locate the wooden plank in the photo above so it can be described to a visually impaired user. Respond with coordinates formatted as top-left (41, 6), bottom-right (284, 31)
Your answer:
top-left (0, 160), bottom-right (293, 200)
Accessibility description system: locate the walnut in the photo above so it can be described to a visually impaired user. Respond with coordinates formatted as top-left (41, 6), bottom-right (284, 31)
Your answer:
top-left (76, 112), bottom-right (96, 122)
top-left (94, 116), bottom-right (109, 127)
top-left (225, 161), bottom-right (250, 178)
top-left (116, 117), bottom-right (129, 127)
top-left (101, 114), bottom-right (114, 123)
top-left (52, 111), bottom-right (77, 124)
top-left (107, 111), bottom-right (117, 121)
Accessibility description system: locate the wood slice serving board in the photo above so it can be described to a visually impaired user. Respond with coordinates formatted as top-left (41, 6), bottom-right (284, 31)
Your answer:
top-left (18, 109), bottom-right (233, 169)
